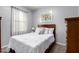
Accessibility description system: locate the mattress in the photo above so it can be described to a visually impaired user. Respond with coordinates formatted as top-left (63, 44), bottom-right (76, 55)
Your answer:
top-left (8, 33), bottom-right (55, 53)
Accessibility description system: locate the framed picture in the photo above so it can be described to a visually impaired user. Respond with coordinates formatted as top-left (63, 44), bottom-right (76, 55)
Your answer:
top-left (41, 10), bottom-right (53, 23)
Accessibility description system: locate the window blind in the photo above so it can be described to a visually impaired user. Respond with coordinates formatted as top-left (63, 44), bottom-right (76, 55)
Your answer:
top-left (12, 7), bottom-right (28, 35)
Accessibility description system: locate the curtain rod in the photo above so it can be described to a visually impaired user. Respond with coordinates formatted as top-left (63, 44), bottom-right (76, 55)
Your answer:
top-left (11, 6), bottom-right (30, 13)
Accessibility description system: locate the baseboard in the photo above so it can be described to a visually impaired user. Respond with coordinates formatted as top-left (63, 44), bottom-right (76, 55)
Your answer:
top-left (1, 45), bottom-right (9, 52)
top-left (56, 42), bottom-right (66, 46)
top-left (1, 45), bottom-right (8, 49)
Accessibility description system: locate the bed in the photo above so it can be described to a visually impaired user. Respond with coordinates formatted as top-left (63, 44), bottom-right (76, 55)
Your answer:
top-left (8, 24), bottom-right (56, 53)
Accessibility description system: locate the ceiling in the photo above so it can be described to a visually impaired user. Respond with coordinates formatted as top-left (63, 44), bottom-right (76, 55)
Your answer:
top-left (24, 6), bottom-right (52, 11)
top-left (24, 6), bottom-right (41, 11)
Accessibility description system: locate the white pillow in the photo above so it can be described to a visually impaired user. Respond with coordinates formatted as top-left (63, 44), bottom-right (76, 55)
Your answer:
top-left (44, 28), bottom-right (49, 34)
top-left (48, 28), bottom-right (54, 34)
top-left (44, 28), bottom-right (54, 34)
top-left (35, 27), bottom-right (44, 34)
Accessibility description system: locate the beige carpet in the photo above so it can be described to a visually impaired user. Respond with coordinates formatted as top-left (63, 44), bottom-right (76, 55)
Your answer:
top-left (2, 44), bottom-right (66, 53)
top-left (49, 44), bottom-right (66, 53)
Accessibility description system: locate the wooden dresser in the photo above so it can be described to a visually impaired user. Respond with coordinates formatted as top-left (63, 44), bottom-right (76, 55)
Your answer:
top-left (0, 17), bottom-right (1, 52)
top-left (65, 17), bottom-right (79, 53)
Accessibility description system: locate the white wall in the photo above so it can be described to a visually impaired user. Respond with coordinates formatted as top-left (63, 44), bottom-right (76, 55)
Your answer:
top-left (0, 6), bottom-right (11, 48)
top-left (77, 7), bottom-right (79, 16)
top-left (1, 6), bottom-right (33, 48)
top-left (32, 6), bottom-right (78, 46)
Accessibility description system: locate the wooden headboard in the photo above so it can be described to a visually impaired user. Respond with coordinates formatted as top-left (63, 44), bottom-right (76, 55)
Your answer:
top-left (38, 24), bottom-right (56, 40)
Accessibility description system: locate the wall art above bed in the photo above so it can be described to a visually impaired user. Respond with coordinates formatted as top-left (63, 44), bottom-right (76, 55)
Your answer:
top-left (40, 9), bottom-right (53, 24)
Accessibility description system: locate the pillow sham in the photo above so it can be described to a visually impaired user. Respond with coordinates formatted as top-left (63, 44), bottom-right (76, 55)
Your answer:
top-left (35, 27), bottom-right (44, 34)
top-left (48, 28), bottom-right (54, 34)
top-left (44, 28), bottom-right (49, 34)
top-left (44, 28), bottom-right (54, 34)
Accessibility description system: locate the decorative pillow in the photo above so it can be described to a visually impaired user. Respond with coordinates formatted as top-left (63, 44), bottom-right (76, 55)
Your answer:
top-left (35, 27), bottom-right (44, 34)
top-left (44, 28), bottom-right (49, 34)
top-left (48, 28), bottom-right (54, 34)
top-left (44, 28), bottom-right (54, 34)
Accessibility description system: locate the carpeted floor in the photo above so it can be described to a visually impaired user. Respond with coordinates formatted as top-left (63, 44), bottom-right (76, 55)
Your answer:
top-left (49, 44), bottom-right (66, 53)
top-left (2, 44), bottom-right (66, 53)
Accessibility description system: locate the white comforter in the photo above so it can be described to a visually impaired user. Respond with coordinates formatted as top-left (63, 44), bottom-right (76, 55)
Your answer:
top-left (8, 33), bottom-right (55, 53)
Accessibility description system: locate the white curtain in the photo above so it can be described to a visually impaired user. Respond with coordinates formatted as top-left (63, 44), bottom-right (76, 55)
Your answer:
top-left (12, 7), bottom-right (28, 35)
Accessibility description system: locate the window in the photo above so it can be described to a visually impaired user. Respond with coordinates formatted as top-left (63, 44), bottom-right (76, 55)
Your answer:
top-left (12, 7), bottom-right (28, 35)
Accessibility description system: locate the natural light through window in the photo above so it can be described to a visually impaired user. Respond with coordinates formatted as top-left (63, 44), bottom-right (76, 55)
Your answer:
top-left (12, 7), bottom-right (28, 35)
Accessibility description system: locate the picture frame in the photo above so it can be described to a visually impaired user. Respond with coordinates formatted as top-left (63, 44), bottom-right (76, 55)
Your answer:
top-left (41, 10), bottom-right (53, 23)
